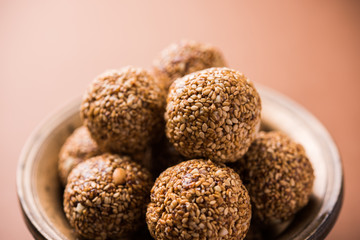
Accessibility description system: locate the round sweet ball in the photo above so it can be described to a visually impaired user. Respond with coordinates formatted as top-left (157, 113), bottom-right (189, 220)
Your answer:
top-left (165, 67), bottom-right (261, 163)
top-left (64, 153), bottom-right (153, 240)
top-left (58, 126), bottom-right (102, 186)
top-left (232, 131), bottom-right (315, 224)
top-left (153, 40), bottom-right (227, 90)
top-left (81, 66), bottom-right (166, 155)
top-left (146, 159), bottom-right (252, 240)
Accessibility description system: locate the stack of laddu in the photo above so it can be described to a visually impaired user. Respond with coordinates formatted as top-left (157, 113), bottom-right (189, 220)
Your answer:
top-left (58, 40), bottom-right (315, 240)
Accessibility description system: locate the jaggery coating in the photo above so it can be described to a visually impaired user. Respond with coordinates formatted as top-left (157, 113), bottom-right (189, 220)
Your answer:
top-left (58, 126), bottom-right (102, 185)
top-left (81, 66), bottom-right (165, 155)
top-left (165, 67), bottom-right (261, 163)
top-left (64, 153), bottom-right (153, 240)
top-left (232, 131), bottom-right (314, 224)
top-left (153, 40), bottom-right (227, 90)
top-left (146, 159), bottom-right (252, 240)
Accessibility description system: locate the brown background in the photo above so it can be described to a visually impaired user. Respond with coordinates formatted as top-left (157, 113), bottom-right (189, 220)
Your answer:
top-left (1, 0), bottom-right (359, 239)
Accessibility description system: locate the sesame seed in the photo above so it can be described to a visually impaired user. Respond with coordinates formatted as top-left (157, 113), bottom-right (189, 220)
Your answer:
top-left (191, 105), bottom-right (199, 111)
top-left (202, 123), bottom-right (208, 132)
top-left (214, 186), bottom-right (221, 192)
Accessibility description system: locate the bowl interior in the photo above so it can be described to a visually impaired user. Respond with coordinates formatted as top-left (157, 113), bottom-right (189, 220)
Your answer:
top-left (17, 86), bottom-right (343, 240)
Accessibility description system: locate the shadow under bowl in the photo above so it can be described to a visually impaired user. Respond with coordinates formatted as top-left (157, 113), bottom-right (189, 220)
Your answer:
top-left (17, 85), bottom-right (343, 240)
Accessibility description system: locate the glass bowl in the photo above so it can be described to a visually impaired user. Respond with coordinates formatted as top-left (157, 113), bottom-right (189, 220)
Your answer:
top-left (17, 85), bottom-right (343, 240)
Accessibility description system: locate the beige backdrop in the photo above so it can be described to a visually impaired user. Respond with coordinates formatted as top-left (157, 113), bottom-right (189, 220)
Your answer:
top-left (1, 0), bottom-right (359, 239)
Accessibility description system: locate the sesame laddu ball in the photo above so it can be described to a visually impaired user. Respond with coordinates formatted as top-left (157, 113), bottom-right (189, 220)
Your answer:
top-left (231, 131), bottom-right (315, 224)
top-left (153, 40), bottom-right (227, 90)
top-left (63, 153), bottom-right (153, 240)
top-left (165, 67), bottom-right (261, 163)
top-left (58, 126), bottom-right (102, 186)
top-left (81, 66), bottom-right (165, 155)
top-left (146, 159), bottom-right (252, 240)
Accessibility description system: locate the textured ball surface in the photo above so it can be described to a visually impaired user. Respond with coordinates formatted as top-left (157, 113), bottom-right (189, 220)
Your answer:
top-left (64, 153), bottom-right (153, 240)
top-left (58, 126), bottom-right (102, 185)
top-left (81, 66), bottom-right (165, 155)
top-left (146, 159), bottom-right (252, 240)
top-left (165, 67), bottom-right (261, 163)
top-left (232, 131), bottom-right (314, 224)
top-left (153, 40), bottom-right (227, 90)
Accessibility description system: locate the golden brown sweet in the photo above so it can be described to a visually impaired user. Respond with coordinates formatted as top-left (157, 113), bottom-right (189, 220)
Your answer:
top-left (63, 153), bottom-right (153, 240)
top-left (153, 40), bottom-right (227, 90)
top-left (231, 131), bottom-right (314, 224)
top-left (165, 67), bottom-right (261, 163)
top-left (58, 126), bottom-right (102, 185)
top-left (81, 66), bottom-right (165, 155)
top-left (146, 159), bottom-right (252, 240)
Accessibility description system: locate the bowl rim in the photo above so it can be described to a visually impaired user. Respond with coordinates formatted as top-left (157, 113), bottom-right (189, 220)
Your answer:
top-left (258, 85), bottom-right (344, 240)
top-left (17, 97), bottom-right (80, 240)
top-left (16, 85), bottom-right (344, 240)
